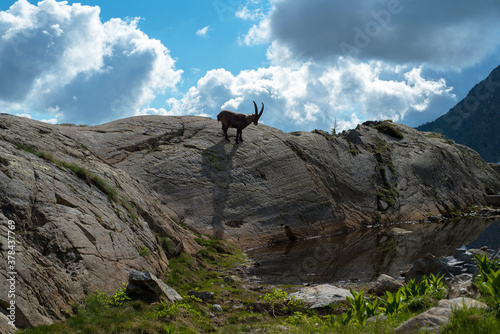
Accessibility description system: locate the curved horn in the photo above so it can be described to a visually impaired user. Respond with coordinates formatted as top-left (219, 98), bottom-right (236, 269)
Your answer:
top-left (259, 102), bottom-right (264, 118)
top-left (253, 101), bottom-right (258, 116)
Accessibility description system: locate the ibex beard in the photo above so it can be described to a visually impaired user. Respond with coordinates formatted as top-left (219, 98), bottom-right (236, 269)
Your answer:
top-left (217, 101), bottom-right (264, 143)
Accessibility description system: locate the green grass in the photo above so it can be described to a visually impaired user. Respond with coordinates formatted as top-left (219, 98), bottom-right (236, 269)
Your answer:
top-left (441, 307), bottom-right (500, 334)
top-left (138, 246), bottom-right (150, 257)
top-left (425, 133), bottom-right (445, 139)
top-left (373, 122), bottom-right (404, 139)
top-left (16, 143), bottom-right (118, 201)
top-left (58, 160), bottom-right (118, 201)
top-left (17, 239), bottom-right (500, 334)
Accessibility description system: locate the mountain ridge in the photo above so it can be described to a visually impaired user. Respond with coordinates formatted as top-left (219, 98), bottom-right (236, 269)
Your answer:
top-left (417, 64), bottom-right (500, 163)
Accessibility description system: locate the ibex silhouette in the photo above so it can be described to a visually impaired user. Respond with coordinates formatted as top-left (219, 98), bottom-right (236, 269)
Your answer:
top-left (217, 101), bottom-right (264, 143)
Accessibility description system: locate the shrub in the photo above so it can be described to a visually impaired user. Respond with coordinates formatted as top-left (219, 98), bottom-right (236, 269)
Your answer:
top-left (155, 295), bottom-right (202, 318)
top-left (381, 290), bottom-right (404, 315)
top-left (139, 246), bottom-right (150, 257)
top-left (345, 289), bottom-right (381, 325)
top-left (260, 288), bottom-right (306, 315)
top-left (475, 254), bottom-right (500, 311)
top-left (93, 283), bottom-right (131, 307)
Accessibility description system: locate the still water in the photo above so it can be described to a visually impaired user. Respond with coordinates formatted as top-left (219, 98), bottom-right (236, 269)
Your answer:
top-left (245, 218), bottom-right (500, 285)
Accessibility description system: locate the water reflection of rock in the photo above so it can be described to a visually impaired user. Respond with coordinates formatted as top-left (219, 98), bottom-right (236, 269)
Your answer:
top-left (246, 218), bottom-right (496, 285)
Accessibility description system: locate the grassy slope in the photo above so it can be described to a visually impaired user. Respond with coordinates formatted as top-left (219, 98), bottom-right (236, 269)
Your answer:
top-left (17, 236), bottom-right (500, 334)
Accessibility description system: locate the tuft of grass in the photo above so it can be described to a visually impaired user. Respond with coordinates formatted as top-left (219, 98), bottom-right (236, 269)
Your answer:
top-left (139, 246), bottom-right (150, 257)
top-left (58, 161), bottom-right (118, 201)
top-left (373, 122), bottom-right (404, 139)
top-left (16, 143), bottom-right (118, 201)
top-left (441, 307), bottom-right (500, 334)
top-left (425, 133), bottom-right (445, 139)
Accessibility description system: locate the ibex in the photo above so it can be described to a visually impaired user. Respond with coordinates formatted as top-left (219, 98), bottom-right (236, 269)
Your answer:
top-left (217, 101), bottom-right (264, 143)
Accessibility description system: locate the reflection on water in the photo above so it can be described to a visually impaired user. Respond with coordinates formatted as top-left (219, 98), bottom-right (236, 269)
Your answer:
top-left (246, 218), bottom-right (499, 285)
top-left (466, 220), bottom-right (500, 250)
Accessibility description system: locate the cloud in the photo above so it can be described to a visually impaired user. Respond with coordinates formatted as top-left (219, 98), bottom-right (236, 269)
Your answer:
top-left (250, 0), bottom-right (500, 70)
top-left (195, 26), bottom-right (210, 37)
top-left (235, 1), bottom-right (265, 21)
top-left (167, 58), bottom-right (455, 132)
top-left (239, 17), bottom-right (270, 46)
top-left (0, 0), bottom-right (182, 124)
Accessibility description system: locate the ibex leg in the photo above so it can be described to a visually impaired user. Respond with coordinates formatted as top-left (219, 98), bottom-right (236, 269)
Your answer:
top-left (236, 129), bottom-right (243, 143)
top-left (222, 124), bottom-right (230, 141)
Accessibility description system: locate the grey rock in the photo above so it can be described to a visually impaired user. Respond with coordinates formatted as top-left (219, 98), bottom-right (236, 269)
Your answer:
top-left (446, 274), bottom-right (478, 299)
top-left (289, 284), bottom-right (353, 309)
top-left (187, 290), bottom-right (214, 302)
top-left (212, 304), bottom-right (223, 312)
top-left (440, 256), bottom-right (467, 276)
top-left (469, 249), bottom-right (489, 261)
top-left (396, 297), bottom-right (487, 333)
top-left (127, 269), bottom-right (182, 302)
top-left (452, 248), bottom-right (475, 265)
top-left (368, 274), bottom-right (404, 296)
top-left (438, 248), bottom-right (481, 277)
top-left (405, 253), bottom-right (451, 282)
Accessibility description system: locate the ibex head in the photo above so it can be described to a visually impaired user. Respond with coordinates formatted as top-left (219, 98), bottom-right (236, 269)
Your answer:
top-left (217, 101), bottom-right (264, 143)
top-left (251, 101), bottom-right (264, 125)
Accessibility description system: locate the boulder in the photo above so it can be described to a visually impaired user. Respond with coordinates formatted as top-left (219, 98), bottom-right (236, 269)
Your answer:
top-left (446, 274), bottom-right (478, 299)
top-left (368, 274), bottom-right (404, 296)
top-left (405, 253), bottom-right (451, 282)
top-left (127, 269), bottom-right (182, 302)
top-left (396, 297), bottom-right (487, 333)
top-left (187, 290), bottom-right (214, 302)
top-left (452, 248), bottom-right (475, 265)
top-left (289, 284), bottom-right (353, 309)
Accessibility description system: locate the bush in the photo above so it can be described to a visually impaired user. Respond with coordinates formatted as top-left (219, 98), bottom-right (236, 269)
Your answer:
top-left (345, 289), bottom-right (381, 325)
top-left (94, 283), bottom-right (131, 307)
top-left (475, 254), bottom-right (500, 311)
top-left (381, 290), bottom-right (404, 315)
top-left (260, 288), bottom-right (306, 315)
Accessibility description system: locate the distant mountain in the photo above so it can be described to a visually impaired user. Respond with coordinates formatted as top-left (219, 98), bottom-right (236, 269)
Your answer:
top-left (417, 65), bottom-right (500, 163)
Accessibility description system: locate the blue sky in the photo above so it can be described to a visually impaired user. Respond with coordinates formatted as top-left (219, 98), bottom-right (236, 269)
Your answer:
top-left (1, 0), bottom-right (500, 132)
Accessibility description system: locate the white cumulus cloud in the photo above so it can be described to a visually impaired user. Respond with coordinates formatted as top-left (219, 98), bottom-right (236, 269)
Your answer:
top-left (166, 58), bottom-right (455, 132)
top-left (0, 0), bottom-right (182, 124)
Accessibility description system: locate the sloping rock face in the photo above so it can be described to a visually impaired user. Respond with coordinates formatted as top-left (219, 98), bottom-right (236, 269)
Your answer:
top-left (1, 114), bottom-right (499, 327)
top-left (0, 114), bottom-right (199, 328)
top-left (60, 116), bottom-right (500, 249)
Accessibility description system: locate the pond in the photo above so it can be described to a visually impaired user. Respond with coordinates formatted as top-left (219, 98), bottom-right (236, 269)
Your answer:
top-left (245, 218), bottom-right (500, 285)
